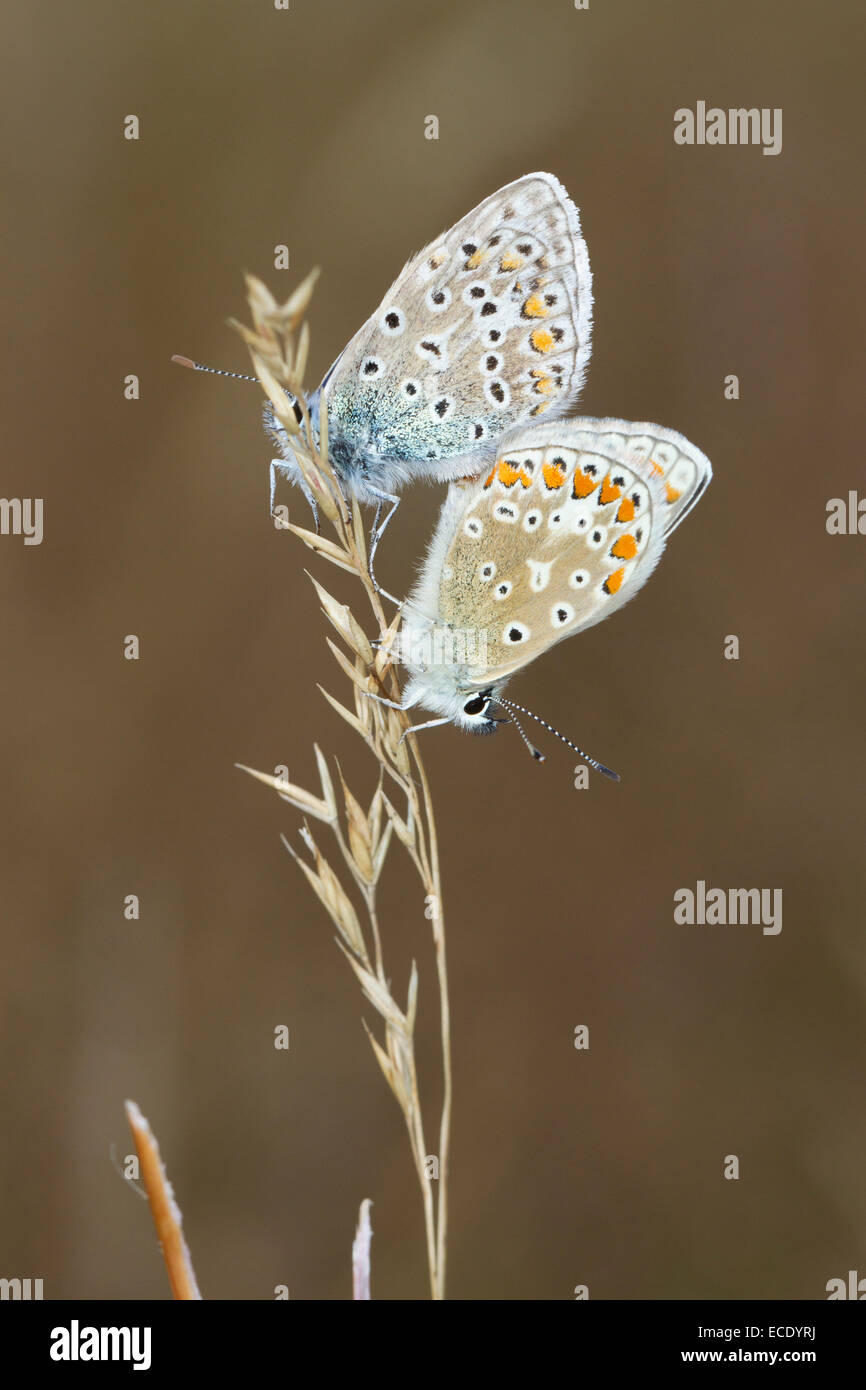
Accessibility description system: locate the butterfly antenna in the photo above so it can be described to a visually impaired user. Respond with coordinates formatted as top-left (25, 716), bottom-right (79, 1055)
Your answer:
top-left (499, 703), bottom-right (546, 762)
top-left (173, 355), bottom-right (305, 425)
top-left (494, 696), bottom-right (620, 781)
top-left (171, 355), bottom-right (261, 384)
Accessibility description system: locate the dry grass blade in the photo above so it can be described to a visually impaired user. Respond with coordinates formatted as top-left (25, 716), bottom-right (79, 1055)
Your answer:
top-left (280, 265), bottom-right (321, 327)
top-left (287, 525), bottom-right (359, 574)
top-left (365, 1026), bottom-right (406, 1105)
top-left (381, 793), bottom-right (414, 850)
top-left (352, 498), bottom-right (369, 570)
top-left (352, 1199), bottom-right (373, 1301)
top-left (326, 637), bottom-right (377, 694)
top-left (317, 684), bottom-right (370, 740)
top-left (125, 1100), bottom-right (202, 1301)
top-left (307, 574), bottom-right (374, 662)
top-left (281, 832), bottom-right (368, 958)
top-left (238, 268), bottom-right (452, 1301)
top-left (339, 944), bottom-right (407, 1029)
top-left (337, 767), bottom-right (374, 882)
top-left (235, 763), bottom-right (334, 823)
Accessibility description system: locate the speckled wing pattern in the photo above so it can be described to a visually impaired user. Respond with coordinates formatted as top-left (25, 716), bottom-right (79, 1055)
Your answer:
top-left (423, 419), bottom-right (712, 685)
top-left (323, 173), bottom-right (593, 470)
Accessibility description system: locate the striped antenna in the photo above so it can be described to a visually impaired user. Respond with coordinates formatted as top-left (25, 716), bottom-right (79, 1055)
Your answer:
top-left (493, 695), bottom-right (620, 780)
top-left (172, 355), bottom-right (304, 424)
top-left (171, 355), bottom-right (260, 384)
top-left (501, 703), bottom-right (545, 762)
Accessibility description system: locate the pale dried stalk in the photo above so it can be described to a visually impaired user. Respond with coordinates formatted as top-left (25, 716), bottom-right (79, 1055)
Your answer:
top-left (234, 272), bottom-right (452, 1300)
top-left (125, 1100), bottom-right (202, 1300)
top-left (352, 1199), bottom-right (373, 1300)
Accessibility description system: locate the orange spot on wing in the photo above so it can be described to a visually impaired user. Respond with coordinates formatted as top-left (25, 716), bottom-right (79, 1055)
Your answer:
top-left (466, 248), bottom-right (486, 269)
top-left (603, 567), bottom-right (625, 596)
top-left (572, 467), bottom-right (597, 499)
top-left (665, 482), bottom-right (683, 503)
top-left (523, 294), bottom-right (547, 318)
top-left (483, 467), bottom-right (496, 489)
top-left (599, 474), bottom-right (622, 505)
top-left (542, 461), bottom-right (567, 489)
top-left (616, 497), bottom-right (636, 524)
top-left (649, 459), bottom-right (664, 477)
top-left (533, 374), bottom-right (553, 395)
top-left (611, 534), bottom-right (637, 560)
top-left (530, 328), bottom-right (554, 353)
top-left (499, 252), bottom-right (523, 271)
top-left (498, 460), bottom-right (533, 488)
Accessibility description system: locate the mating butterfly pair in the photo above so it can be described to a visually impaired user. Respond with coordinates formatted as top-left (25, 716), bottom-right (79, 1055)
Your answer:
top-left (266, 172), bottom-right (711, 765)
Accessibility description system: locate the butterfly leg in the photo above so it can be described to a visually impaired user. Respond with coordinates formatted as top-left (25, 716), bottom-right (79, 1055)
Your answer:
top-left (362, 691), bottom-right (406, 711)
top-left (366, 489), bottom-right (402, 604)
top-left (398, 717), bottom-right (450, 744)
top-left (270, 458), bottom-right (320, 533)
top-left (361, 691), bottom-right (448, 740)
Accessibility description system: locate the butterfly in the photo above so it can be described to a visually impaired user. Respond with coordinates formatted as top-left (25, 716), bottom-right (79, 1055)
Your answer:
top-left (387, 418), bottom-right (712, 770)
top-left (265, 172), bottom-right (593, 572)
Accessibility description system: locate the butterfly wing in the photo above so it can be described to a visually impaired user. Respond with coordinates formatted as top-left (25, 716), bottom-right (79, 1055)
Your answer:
top-left (403, 419), bottom-right (711, 692)
top-left (324, 173), bottom-right (593, 484)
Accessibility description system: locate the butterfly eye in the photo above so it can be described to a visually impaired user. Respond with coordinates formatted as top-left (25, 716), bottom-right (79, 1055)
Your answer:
top-left (463, 695), bottom-right (488, 716)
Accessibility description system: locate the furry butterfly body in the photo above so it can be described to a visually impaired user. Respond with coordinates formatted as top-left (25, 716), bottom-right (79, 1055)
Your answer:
top-left (396, 419), bottom-right (712, 739)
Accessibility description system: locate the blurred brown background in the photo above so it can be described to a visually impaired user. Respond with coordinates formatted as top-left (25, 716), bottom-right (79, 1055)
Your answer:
top-left (2, 0), bottom-right (864, 1300)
